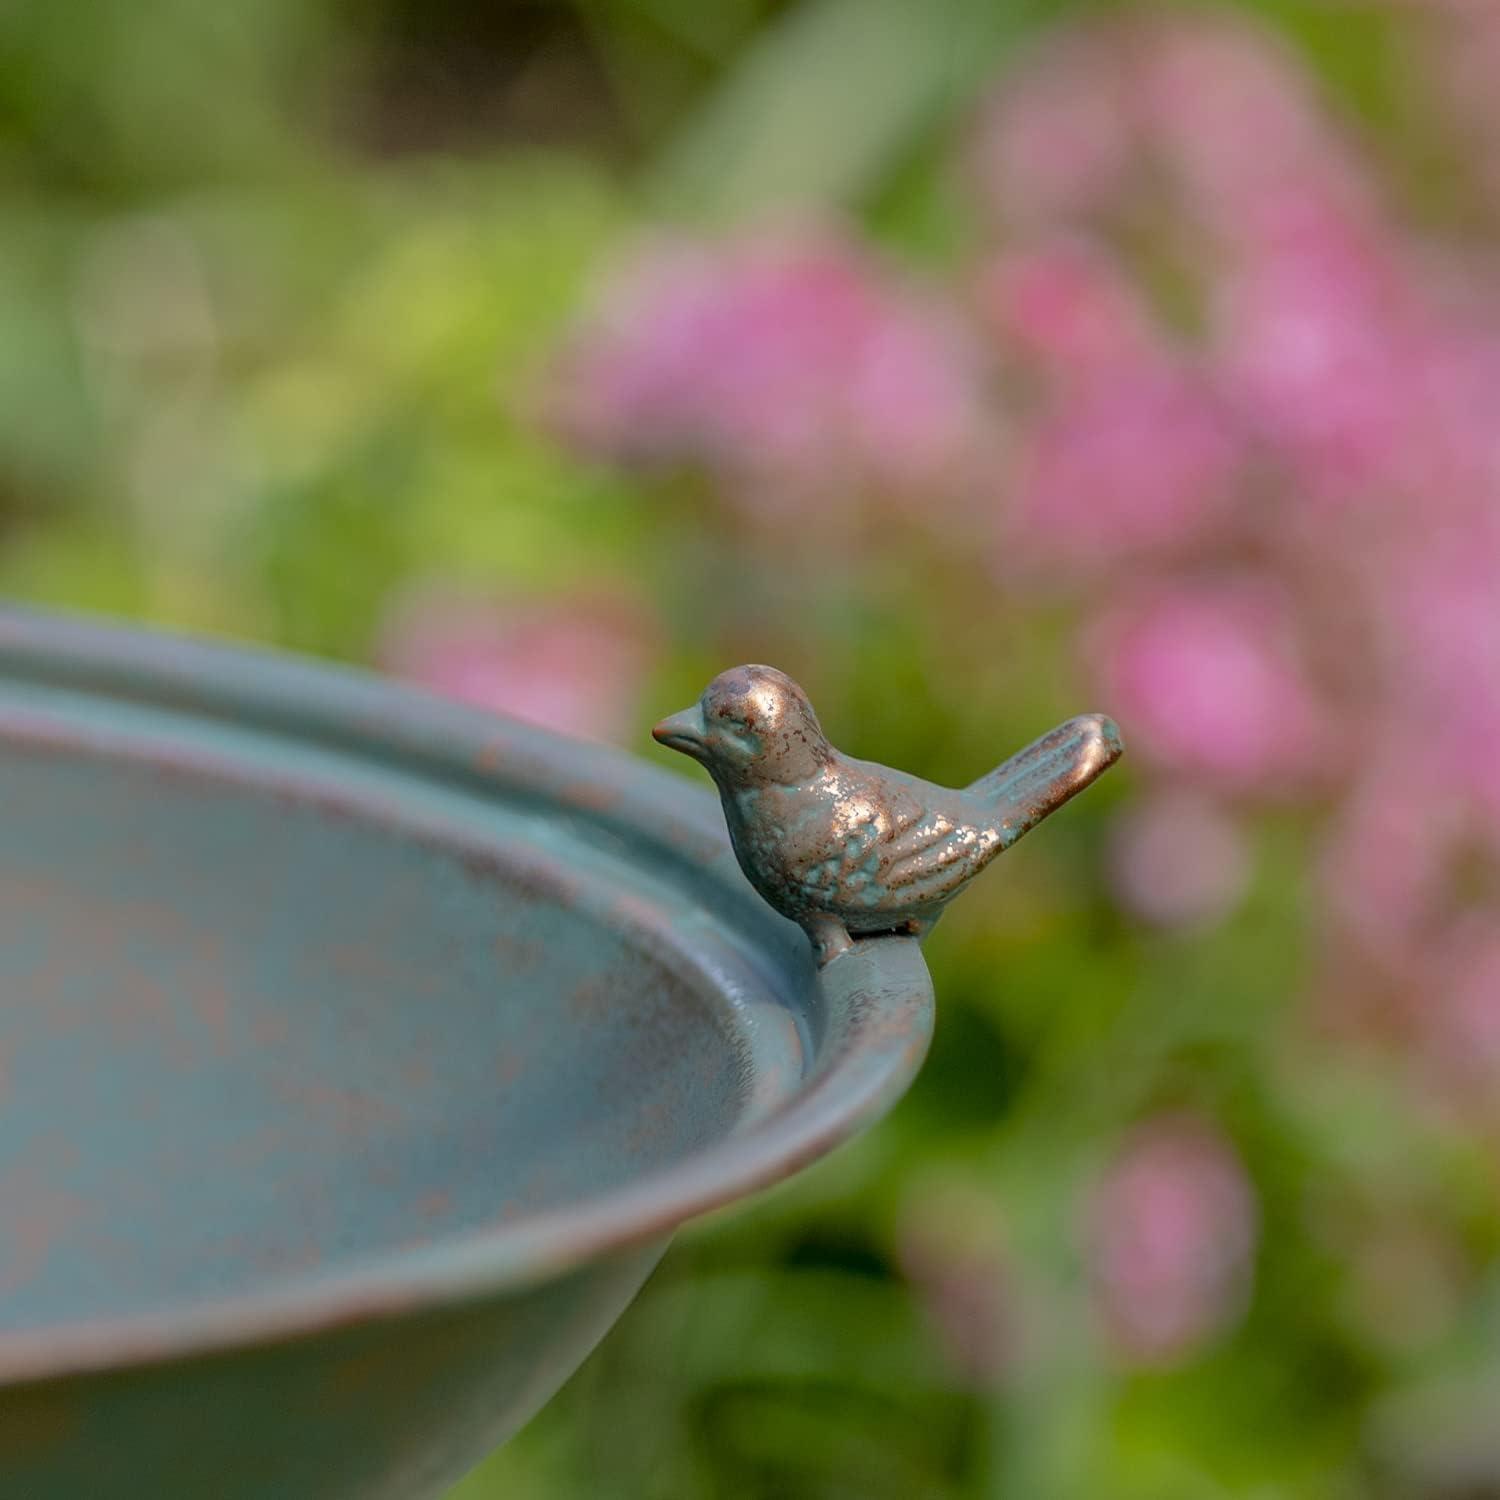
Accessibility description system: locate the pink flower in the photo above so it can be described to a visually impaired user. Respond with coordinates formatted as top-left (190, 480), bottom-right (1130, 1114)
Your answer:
top-left (1318, 741), bottom-right (1458, 975)
top-left (975, 239), bottom-right (1158, 383)
top-left (1383, 523), bottom-right (1500, 824)
top-left (978, 241), bottom-right (1246, 579)
top-left (1136, 13), bottom-right (1372, 249)
top-left (1004, 364), bottom-right (1243, 578)
top-left (1089, 578), bottom-right (1331, 790)
top-left (544, 227), bottom-right (988, 520)
top-left (1108, 791), bottom-right (1251, 930)
top-left (1317, 524), bottom-right (1500, 971)
top-left (1210, 216), bottom-right (1431, 508)
top-left (1134, 17), bottom-right (1474, 519)
top-left (1086, 1114), bottom-right (1258, 1367)
top-left (976, 11), bottom-right (1370, 250)
top-left (375, 583), bottom-right (657, 745)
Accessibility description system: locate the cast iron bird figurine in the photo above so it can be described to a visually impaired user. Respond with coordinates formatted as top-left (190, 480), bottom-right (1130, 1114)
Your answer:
top-left (653, 665), bottom-right (1123, 966)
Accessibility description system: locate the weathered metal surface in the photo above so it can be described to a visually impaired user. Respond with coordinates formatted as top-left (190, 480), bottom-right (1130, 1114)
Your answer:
top-left (0, 610), bottom-right (935, 1499)
top-left (654, 664), bottom-right (1123, 963)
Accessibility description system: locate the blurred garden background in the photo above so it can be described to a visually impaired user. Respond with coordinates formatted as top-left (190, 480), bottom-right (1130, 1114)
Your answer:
top-left (8, 0), bottom-right (1500, 1494)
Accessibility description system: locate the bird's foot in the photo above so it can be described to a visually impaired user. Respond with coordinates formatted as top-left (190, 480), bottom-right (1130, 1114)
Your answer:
top-left (803, 916), bottom-right (855, 968)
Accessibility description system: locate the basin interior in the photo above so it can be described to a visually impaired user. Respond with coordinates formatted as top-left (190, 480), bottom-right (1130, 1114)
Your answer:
top-left (0, 730), bottom-right (775, 1336)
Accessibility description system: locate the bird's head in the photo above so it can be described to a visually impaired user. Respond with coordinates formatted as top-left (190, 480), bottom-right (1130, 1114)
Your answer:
top-left (653, 665), bottom-right (832, 787)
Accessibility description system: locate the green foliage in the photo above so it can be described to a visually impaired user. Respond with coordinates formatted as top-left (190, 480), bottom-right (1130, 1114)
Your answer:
top-left (0, 3), bottom-right (1491, 1498)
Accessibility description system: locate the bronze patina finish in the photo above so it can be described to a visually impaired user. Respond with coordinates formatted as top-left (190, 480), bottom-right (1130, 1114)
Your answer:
top-left (654, 665), bottom-right (1123, 964)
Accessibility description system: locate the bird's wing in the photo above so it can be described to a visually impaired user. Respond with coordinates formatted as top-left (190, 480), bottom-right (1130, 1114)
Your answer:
top-left (877, 803), bottom-right (1000, 902)
top-left (822, 773), bottom-right (997, 909)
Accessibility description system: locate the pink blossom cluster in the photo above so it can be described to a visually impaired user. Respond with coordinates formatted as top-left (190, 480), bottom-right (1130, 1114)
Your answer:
top-left (975, 13), bottom-right (1500, 1039)
top-left (1085, 1113), bottom-right (1259, 1367)
top-left (972, 13), bottom-right (1500, 1357)
top-left (543, 227), bottom-right (991, 526)
top-left (532, 7), bottom-right (1500, 1367)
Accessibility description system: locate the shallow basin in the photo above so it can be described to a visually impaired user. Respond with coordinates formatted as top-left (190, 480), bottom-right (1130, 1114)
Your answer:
top-left (0, 610), bottom-right (933, 1498)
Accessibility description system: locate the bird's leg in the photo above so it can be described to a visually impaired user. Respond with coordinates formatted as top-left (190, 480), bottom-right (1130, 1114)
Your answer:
top-left (803, 914), bottom-right (855, 968)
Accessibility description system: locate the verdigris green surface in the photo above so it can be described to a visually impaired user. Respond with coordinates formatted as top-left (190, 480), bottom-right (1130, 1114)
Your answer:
top-left (0, 609), bottom-right (935, 1499)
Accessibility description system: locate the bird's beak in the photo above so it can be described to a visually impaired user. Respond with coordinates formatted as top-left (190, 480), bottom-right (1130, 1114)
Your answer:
top-left (652, 706), bottom-right (707, 758)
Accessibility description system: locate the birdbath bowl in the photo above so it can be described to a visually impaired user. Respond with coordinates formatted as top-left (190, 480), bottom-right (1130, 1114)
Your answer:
top-left (0, 612), bottom-right (938, 1499)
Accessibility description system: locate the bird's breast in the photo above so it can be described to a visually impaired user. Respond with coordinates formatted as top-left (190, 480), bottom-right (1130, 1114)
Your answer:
top-left (724, 784), bottom-right (848, 905)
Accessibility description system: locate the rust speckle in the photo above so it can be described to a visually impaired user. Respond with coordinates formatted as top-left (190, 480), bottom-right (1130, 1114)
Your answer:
top-left (191, 978), bottom-right (233, 1059)
top-left (273, 1081), bottom-right (404, 1141)
top-left (558, 777), bottom-right (623, 813)
top-left (566, 976), bottom-right (612, 1024)
top-left (492, 932), bottom-right (544, 974)
top-left (401, 1055), bottom-right (434, 1090)
top-left (473, 739), bottom-right (508, 775)
top-left (252, 1012), bottom-right (290, 1047)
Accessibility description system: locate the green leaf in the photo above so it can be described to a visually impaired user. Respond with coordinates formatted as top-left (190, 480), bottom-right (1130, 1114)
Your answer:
top-left (650, 0), bottom-right (1055, 218)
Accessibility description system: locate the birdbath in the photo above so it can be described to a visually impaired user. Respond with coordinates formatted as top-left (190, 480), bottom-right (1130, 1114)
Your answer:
top-left (0, 610), bottom-right (1118, 1499)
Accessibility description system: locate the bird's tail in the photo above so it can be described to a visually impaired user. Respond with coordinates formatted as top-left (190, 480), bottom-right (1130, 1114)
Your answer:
top-left (968, 714), bottom-right (1123, 849)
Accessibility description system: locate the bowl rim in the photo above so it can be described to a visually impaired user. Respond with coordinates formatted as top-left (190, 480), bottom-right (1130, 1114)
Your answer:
top-left (0, 607), bottom-right (934, 1386)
